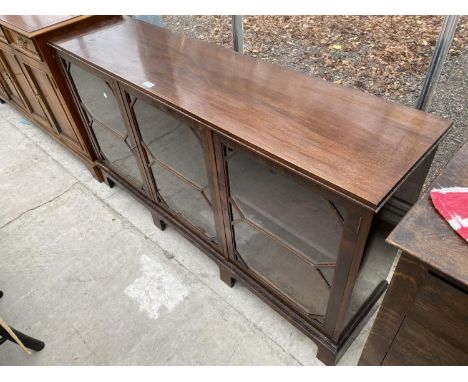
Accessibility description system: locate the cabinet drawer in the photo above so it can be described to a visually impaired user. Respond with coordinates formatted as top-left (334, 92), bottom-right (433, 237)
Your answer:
top-left (3, 28), bottom-right (41, 61)
top-left (383, 318), bottom-right (468, 365)
top-left (407, 273), bottom-right (468, 351)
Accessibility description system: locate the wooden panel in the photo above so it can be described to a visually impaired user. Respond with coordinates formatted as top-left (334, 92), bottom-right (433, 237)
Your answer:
top-left (3, 27), bottom-right (41, 60)
top-left (388, 142), bottom-right (468, 288)
top-left (49, 16), bottom-right (452, 210)
top-left (358, 253), bottom-right (428, 365)
top-left (0, 51), bottom-right (17, 104)
top-left (0, 47), bottom-right (53, 131)
top-left (408, 273), bottom-right (468, 352)
top-left (0, 16), bottom-right (90, 37)
top-left (0, 42), bottom-right (28, 110)
top-left (19, 53), bottom-right (82, 149)
top-left (0, 75), bottom-right (8, 100)
top-left (0, 26), bottom-right (7, 43)
top-left (383, 318), bottom-right (468, 365)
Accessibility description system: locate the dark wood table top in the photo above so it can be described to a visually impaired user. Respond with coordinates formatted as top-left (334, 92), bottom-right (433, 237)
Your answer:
top-left (0, 15), bottom-right (90, 37)
top-left (50, 16), bottom-right (452, 210)
top-left (387, 142), bottom-right (468, 289)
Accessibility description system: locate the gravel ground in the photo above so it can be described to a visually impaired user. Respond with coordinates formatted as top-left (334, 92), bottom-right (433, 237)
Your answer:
top-left (162, 15), bottom-right (467, 184)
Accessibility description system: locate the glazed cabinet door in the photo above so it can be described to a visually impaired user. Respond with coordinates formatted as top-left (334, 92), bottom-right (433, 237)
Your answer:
top-left (61, 59), bottom-right (150, 194)
top-left (215, 136), bottom-right (348, 323)
top-left (122, 88), bottom-right (226, 251)
top-left (18, 53), bottom-right (82, 149)
top-left (0, 41), bottom-right (27, 110)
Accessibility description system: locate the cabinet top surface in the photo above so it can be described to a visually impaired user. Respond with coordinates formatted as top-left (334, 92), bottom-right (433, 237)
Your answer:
top-left (50, 16), bottom-right (451, 210)
top-left (0, 15), bottom-right (89, 37)
top-left (388, 142), bottom-right (468, 288)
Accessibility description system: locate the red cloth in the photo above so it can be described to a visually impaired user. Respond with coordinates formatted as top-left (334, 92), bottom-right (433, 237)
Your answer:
top-left (430, 187), bottom-right (468, 243)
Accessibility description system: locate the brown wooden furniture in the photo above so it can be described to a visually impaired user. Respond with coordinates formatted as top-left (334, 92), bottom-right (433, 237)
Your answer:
top-left (46, 16), bottom-right (452, 365)
top-left (359, 142), bottom-right (468, 366)
top-left (0, 15), bottom-right (111, 180)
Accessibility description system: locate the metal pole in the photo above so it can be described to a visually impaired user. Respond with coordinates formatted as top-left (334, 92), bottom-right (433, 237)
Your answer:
top-left (232, 15), bottom-right (244, 53)
top-left (416, 15), bottom-right (459, 111)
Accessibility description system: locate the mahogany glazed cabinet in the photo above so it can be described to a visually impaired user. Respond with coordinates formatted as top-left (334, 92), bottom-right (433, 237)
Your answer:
top-left (48, 16), bottom-right (452, 365)
top-left (0, 15), bottom-right (113, 181)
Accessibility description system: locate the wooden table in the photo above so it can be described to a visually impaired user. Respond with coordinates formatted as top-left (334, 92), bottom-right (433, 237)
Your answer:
top-left (45, 16), bottom-right (452, 364)
top-left (359, 142), bottom-right (468, 365)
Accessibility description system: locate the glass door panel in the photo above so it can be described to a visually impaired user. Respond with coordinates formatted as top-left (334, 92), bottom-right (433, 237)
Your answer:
top-left (132, 97), bottom-right (217, 242)
top-left (91, 121), bottom-right (143, 185)
top-left (225, 148), bottom-right (345, 317)
top-left (233, 221), bottom-right (331, 315)
top-left (66, 62), bottom-right (145, 188)
top-left (69, 64), bottom-right (127, 136)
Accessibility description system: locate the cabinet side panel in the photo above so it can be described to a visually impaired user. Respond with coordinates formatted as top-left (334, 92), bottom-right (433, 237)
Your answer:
top-left (358, 253), bottom-right (427, 365)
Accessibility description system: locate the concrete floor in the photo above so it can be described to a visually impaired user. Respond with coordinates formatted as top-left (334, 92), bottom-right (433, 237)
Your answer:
top-left (0, 102), bottom-right (382, 365)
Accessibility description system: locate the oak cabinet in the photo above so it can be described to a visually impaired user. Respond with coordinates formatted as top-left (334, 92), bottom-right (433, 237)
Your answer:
top-left (0, 16), bottom-right (111, 180)
top-left (49, 16), bottom-right (452, 365)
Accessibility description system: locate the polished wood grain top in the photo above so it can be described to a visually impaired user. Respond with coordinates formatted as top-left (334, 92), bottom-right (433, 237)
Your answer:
top-left (0, 15), bottom-right (90, 37)
top-left (50, 16), bottom-right (452, 210)
top-left (388, 142), bottom-right (468, 288)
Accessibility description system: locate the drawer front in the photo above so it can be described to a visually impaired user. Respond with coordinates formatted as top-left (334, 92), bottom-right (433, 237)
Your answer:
top-left (3, 28), bottom-right (41, 61)
top-left (383, 317), bottom-right (468, 365)
top-left (383, 273), bottom-right (468, 365)
top-left (407, 273), bottom-right (468, 352)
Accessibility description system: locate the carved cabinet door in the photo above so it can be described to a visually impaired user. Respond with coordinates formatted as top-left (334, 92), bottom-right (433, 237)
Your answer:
top-left (0, 42), bottom-right (55, 131)
top-left (0, 72), bottom-right (8, 101)
top-left (0, 41), bottom-right (27, 110)
top-left (18, 52), bottom-right (83, 150)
